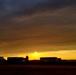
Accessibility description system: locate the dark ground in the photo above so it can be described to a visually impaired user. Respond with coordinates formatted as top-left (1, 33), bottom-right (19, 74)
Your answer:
top-left (0, 65), bottom-right (76, 75)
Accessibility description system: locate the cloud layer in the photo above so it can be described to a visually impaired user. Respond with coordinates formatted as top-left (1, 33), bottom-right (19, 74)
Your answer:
top-left (0, 0), bottom-right (76, 55)
top-left (0, 0), bottom-right (76, 18)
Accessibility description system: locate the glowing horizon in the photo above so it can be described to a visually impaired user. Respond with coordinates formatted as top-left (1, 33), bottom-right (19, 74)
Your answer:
top-left (3, 50), bottom-right (76, 60)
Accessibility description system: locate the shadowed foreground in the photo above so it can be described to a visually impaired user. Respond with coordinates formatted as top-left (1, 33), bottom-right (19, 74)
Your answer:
top-left (0, 65), bottom-right (76, 75)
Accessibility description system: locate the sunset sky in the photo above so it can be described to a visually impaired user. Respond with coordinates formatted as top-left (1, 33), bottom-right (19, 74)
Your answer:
top-left (0, 0), bottom-right (76, 60)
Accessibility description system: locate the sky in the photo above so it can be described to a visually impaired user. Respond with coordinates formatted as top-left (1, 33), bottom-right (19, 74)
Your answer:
top-left (0, 0), bottom-right (76, 60)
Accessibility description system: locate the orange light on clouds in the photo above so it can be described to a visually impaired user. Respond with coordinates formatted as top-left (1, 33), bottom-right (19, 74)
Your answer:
top-left (4, 50), bottom-right (76, 60)
top-left (28, 50), bottom-right (76, 60)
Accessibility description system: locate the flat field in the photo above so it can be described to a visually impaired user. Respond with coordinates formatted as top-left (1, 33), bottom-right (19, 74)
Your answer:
top-left (0, 65), bottom-right (76, 75)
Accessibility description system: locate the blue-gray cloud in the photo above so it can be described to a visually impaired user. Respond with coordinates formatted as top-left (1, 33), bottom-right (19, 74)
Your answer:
top-left (0, 0), bottom-right (76, 18)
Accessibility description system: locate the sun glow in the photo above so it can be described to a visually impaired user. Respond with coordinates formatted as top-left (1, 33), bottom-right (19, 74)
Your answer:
top-left (34, 52), bottom-right (38, 54)
top-left (34, 52), bottom-right (39, 56)
top-left (6, 50), bottom-right (76, 60)
top-left (33, 52), bottom-right (40, 60)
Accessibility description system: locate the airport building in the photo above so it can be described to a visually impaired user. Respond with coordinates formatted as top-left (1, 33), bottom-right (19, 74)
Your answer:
top-left (7, 56), bottom-right (29, 63)
top-left (0, 57), bottom-right (6, 63)
top-left (40, 57), bottom-right (61, 63)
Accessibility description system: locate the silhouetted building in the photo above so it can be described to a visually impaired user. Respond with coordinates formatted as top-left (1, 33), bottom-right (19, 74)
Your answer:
top-left (0, 57), bottom-right (6, 63)
top-left (7, 56), bottom-right (29, 63)
top-left (40, 57), bottom-right (61, 63)
top-left (7, 57), bottom-right (25, 63)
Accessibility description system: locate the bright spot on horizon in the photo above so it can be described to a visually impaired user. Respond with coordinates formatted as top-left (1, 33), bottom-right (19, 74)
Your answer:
top-left (34, 52), bottom-right (39, 56)
top-left (34, 52), bottom-right (38, 54)
top-left (33, 52), bottom-right (40, 60)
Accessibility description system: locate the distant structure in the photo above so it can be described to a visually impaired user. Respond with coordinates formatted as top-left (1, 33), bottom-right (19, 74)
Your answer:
top-left (7, 57), bottom-right (25, 63)
top-left (40, 57), bottom-right (61, 63)
top-left (26, 55), bottom-right (29, 62)
top-left (0, 57), bottom-right (6, 63)
top-left (0, 56), bottom-right (76, 65)
top-left (7, 56), bottom-right (29, 63)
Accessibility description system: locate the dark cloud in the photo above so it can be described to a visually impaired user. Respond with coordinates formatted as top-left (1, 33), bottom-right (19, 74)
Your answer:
top-left (0, 0), bottom-right (76, 18)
